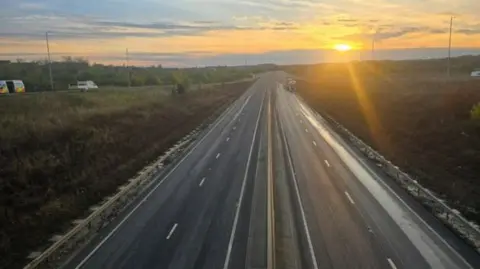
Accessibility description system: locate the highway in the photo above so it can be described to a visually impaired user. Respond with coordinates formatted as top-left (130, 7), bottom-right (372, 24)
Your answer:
top-left (63, 71), bottom-right (480, 269)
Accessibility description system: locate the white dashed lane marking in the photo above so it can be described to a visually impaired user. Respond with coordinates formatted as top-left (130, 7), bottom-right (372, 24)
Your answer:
top-left (344, 191), bottom-right (355, 205)
top-left (387, 258), bottom-right (398, 269)
top-left (166, 223), bottom-right (178, 240)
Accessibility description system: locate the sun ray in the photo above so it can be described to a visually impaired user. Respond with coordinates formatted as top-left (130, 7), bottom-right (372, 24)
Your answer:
top-left (345, 62), bottom-right (392, 154)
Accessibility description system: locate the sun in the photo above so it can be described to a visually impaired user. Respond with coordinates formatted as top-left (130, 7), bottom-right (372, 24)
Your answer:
top-left (334, 44), bottom-right (352, 52)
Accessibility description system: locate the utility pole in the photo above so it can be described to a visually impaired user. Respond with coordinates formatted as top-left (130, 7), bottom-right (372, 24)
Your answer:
top-left (126, 48), bottom-right (131, 88)
top-left (46, 31), bottom-right (54, 91)
top-left (371, 35), bottom-right (375, 61)
top-left (447, 16), bottom-right (454, 78)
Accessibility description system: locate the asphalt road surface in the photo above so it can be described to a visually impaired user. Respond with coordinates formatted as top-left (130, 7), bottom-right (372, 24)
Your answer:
top-left (64, 72), bottom-right (480, 269)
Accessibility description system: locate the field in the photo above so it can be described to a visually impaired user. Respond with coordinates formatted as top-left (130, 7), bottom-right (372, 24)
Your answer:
top-left (291, 61), bottom-right (480, 227)
top-left (0, 81), bottom-right (253, 268)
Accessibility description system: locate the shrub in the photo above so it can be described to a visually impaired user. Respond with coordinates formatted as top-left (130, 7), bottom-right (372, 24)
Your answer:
top-left (471, 103), bottom-right (480, 120)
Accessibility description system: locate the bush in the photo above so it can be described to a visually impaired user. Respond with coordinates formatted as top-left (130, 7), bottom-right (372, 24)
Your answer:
top-left (471, 103), bottom-right (480, 120)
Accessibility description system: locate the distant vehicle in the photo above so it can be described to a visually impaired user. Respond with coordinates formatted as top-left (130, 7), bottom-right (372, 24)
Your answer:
top-left (286, 78), bottom-right (296, 92)
top-left (68, 81), bottom-right (98, 92)
top-left (471, 71), bottom-right (480, 77)
top-left (0, 80), bottom-right (26, 94)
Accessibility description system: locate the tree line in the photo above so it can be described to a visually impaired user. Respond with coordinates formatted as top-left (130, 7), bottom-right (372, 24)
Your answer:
top-left (0, 57), bottom-right (276, 92)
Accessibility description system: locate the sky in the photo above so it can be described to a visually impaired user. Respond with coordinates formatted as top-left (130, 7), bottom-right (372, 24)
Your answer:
top-left (1, 0), bottom-right (480, 66)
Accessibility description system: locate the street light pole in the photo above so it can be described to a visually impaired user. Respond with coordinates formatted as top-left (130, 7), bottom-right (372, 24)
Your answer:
top-left (45, 31), bottom-right (54, 91)
top-left (371, 37), bottom-right (375, 61)
top-left (447, 16), bottom-right (454, 78)
top-left (370, 30), bottom-right (377, 61)
top-left (126, 48), bottom-right (131, 88)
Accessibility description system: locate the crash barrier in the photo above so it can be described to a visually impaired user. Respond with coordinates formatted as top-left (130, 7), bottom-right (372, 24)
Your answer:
top-left (23, 128), bottom-right (203, 269)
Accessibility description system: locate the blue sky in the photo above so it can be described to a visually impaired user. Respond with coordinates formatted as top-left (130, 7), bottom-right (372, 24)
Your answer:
top-left (1, 0), bottom-right (480, 66)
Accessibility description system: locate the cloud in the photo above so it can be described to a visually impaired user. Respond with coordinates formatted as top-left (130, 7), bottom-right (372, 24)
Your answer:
top-left (1, 0), bottom-right (480, 66)
top-left (92, 21), bottom-right (228, 31)
top-left (337, 18), bottom-right (357, 22)
top-left (457, 28), bottom-right (480, 35)
top-left (0, 13), bottom-right (302, 42)
top-left (336, 26), bottom-right (449, 42)
top-left (18, 2), bottom-right (47, 10)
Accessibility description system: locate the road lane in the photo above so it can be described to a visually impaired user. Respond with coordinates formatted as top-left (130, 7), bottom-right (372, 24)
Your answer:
top-left (64, 74), bottom-right (270, 269)
top-left (62, 71), bottom-right (480, 269)
top-left (274, 72), bottom-right (480, 269)
top-left (275, 85), bottom-right (393, 269)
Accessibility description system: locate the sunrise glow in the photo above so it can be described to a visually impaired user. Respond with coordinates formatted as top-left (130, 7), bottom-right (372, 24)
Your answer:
top-left (1, 0), bottom-right (479, 66)
top-left (334, 44), bottom-right (353, 52)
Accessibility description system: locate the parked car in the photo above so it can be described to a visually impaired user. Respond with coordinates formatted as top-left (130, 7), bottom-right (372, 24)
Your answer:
top-left (68, 81), bottom-right (99, 92)
top-left (0, 80), bottom-right (26, 94)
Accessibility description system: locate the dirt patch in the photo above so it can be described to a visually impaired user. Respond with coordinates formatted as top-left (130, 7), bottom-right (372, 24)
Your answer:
top-left (293, 64), bottom-right (480, 225)
top-left (0, 81), bottom-right (253, 269)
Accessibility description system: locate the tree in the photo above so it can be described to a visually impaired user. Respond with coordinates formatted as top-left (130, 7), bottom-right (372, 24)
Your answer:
top-left (144, 74), bottom-right (160, 85)
top-left (172, 71), bottom-right (190, 94)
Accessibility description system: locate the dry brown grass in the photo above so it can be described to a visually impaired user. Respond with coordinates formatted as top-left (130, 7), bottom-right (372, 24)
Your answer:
top-left (0, 81), bottom-right (252, 268)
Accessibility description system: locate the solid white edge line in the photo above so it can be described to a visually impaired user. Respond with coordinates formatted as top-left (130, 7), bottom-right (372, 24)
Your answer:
top-left (280, 115), bottom-right (319, 269)
top-left (223, 91), bottom-right (265, 269)
top-left (312, 141), bottom-right (317, 146)
top-left (226, 137), bottom-right (230, 142)
top-left (324, 160), bottom-right (330, 167)
top-left (166, 223), bottom-right (178, 240)
top-left (387, 258), bottom-right (398, 269)
top-left (74, 88), bottom-right (254, 269)
top-left (199, 177), bottom-right (206, 187)
top-left (344, 191), bottom-right (355, 205)
top-left (296, 96), bottom-right (475, 269)
top-left (216, 153), bottom-right (221, 159)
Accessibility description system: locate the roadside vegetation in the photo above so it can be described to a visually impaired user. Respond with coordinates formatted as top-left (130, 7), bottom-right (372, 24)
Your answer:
top-left (0, 57), bottom-right (275, 91)
top-left (288, 55), bottom-right (480, 229)
top-left (471, 103), bottom-right (480, 120)
top-left (0, 81), bottom-right (254, 268)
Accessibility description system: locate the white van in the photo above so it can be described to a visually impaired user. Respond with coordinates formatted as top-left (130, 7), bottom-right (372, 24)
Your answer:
top-left (471, 71), bottom-right (480, 77)
top-left (68, 81), bottom-right (98, 92)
